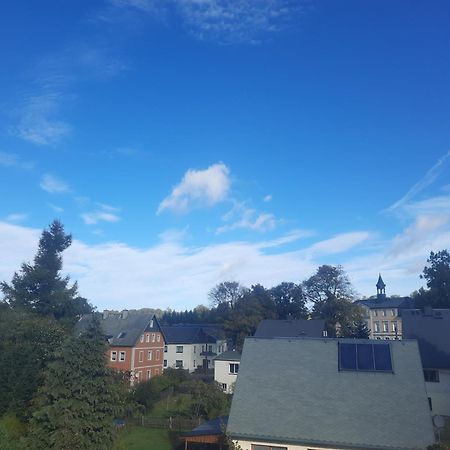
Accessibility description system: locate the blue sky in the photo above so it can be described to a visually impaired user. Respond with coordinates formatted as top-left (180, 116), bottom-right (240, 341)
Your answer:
top-left (1, 0), bottom-right (450, 311)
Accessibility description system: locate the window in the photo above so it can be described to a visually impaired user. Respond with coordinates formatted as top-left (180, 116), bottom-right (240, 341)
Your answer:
top-left (146, 334), bottom-right (150, 343)
top-left (140, 335), bottom-right (144, 343)
top-left (428, 397), bottom-right (433, 411)
top-left (383, 321), bottom-right (388, 332)
top-left (373, 310), bottom-right (378, 317)
top-left (155, 368), bottom-right (159, 375)
top-left (149, 319), bottom-right (154, 328)
top-left (147, 350), bottom-right (152, 361)
top-left (152, 333), bottom-right (155, 342)
top-left (193, 360), bottom-right (196, 367)
top-left (164, 345), bottom-right (168, 353)
top-left (391, 309), bottom-right (396, 316)
top-left (374, 321), bottom-right (380, 332)
top-left (163, 359), bottom-right (167, 368)
top-left (382, 310), bottom-right (387, 316)
top-left (322, 330), bottom-right (328, 337)
top-left (392, 321), bottom-right (398, 332)
top-left (156, 349), bottom-right (160, 360)
top-left (139, 351), bottom-right (144, 362)
top-left (221, 383), bottom-right (227, 391)
top-left (157, 334), bottom-right (160, 342)
top-left (176, 346), bottom-right (183, 353)
top-left (147, 370), bottom-right (151, 380)
top-left (339, 343), bottom-right (392, 372)
top-left (229, 363), bottom-right (239, 374)
top-left (208, 345), bottom-right (212, 352)
top-left (194, 346), bottom-right (196, 353)
top-left (424, 369), bottom-right (440, 383)
top-left (119, 351), bottom-right (126, 361)
top-left (111, 351), bottom-right (117, 361)
top-left (175, 360), bottom-right (183, 368)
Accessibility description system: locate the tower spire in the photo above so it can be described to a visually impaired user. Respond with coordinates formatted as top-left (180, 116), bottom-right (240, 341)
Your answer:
top-left (376, 274), bottom-right (386, 298)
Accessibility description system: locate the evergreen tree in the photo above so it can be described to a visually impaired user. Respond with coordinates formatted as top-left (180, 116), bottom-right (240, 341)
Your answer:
top-left (270, 282), bottom-right (308, 319)
top-left (28, 317), bottom-right (125, 450)
top-left (1, 220), bottom-right (92, 323)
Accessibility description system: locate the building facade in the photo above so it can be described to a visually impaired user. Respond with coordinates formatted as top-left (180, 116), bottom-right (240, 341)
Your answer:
top-left (354, 275), bottom-right (414, 339)
top-left (213, 350), bottom-right (241, 394)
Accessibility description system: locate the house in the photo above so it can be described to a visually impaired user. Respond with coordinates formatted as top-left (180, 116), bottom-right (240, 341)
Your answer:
top-left (76, 310), bottom-right (165, 383)
top-left (227, 337), bottom-right (436, 450)
top-left (181, 415), bottom-right (228, 449)
top-left (354, 275), bottom-right (414, 339)
top-left (402, 308), bottom-right (450, 418)
top-left (254, 319), bottom-right (327, 338)
top-left (213, 350), bottom-right (241, 394)
top-left (161, 324), bottom-right (227, 372)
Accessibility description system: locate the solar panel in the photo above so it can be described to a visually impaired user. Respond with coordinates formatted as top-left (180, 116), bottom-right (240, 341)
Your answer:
top-left (374, 344), bottom-right (392, 371)
top-left (340, 343), bottom-right (357, 370)
top-left (357, 343), bottom-right (375, 370)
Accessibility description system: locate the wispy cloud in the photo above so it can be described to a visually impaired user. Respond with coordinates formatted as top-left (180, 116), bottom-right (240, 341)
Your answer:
top-left (158, 162), bottom-right (231, 214)
top-left (14, 93), bottom-right (71, 146)
top-left (4, 213), bottom-right (28, 223)
top-left (263, 194), bottom-right (272, 202)
top-left (305, 232), bottom-right (372, 256)
top-left (386, 150), bottom-right (450, 214)
top-left (48, 203), bottom-right (64, 213)
top-left (0, 152), bottom-right (35, 170)
top-left (109, 0), bottom-right (303, 44)
top-left (81, 204), bottom-right (121, 225)
top-left (40, 174), bottom-right (70, 194)
top-left (217, 201), bottom-right (276, 233)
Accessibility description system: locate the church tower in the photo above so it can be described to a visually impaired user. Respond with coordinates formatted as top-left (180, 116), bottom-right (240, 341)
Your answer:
top-left (376, 274), bottom-right (386, 299)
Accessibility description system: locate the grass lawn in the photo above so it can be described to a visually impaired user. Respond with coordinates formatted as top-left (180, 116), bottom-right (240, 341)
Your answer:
top-left (113, 426), bottom-right (182, 450)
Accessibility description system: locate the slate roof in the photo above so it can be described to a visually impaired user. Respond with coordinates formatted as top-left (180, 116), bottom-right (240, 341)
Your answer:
top-left (213, 350), bottom-right (241, 362)
top-left (183, 416), bottom-right (228, 437)
top-left (161, 325), bottom-right (217, 344)
top-left (75, 310), bottom-right (162, 347)
top-left (354, 296), bottom-right (413, 310)
top-left (253, 319), bottom-right (326, 338)
top-left (402, 308), bottom-right (450, 370)
top-left (227, 337), bottom-right (435, 450)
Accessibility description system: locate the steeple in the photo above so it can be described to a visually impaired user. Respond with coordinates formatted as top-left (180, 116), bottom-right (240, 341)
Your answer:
top-left (376, 274), bottom-right (386, 299)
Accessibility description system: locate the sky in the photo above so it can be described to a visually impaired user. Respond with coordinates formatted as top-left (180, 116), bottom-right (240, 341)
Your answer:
top-left (1, 0), bottom-right (450, 311)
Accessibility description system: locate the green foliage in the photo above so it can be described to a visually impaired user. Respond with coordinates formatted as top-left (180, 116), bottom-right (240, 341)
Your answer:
top-left (208, 281), bottom-right (247, 308)
top-left (1, 220), bottom-right (92, 323)
top-left (27, 317), bottom-right (126, 450)
top-left (338, 305), bottom-right (370, 338)
top-left (269, 282), bottom-right (308, 319)
top-left (0, 309), bottom-right (65, 419)
top-left (0, 415), bottom-right (27, 450)
top-left (415, 250), bottom-right (450, 309)
top-left (427, 444), bottom-right (450, 450)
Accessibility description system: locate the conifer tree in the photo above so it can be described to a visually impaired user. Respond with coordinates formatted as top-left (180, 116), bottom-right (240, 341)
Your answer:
top-left (28, 317), bottom-right (125, 450)
top-left (1, 220), bottom-right (91, 322)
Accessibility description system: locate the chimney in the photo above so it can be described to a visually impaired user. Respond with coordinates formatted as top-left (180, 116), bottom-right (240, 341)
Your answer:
top-left (121, 309), bottom-right (129, 319)
top-left (103, 310), bottom-right (109, 320)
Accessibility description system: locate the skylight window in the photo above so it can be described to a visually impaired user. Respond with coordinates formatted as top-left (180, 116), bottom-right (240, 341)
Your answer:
top-left (339, 342), bottom-right (392, 372)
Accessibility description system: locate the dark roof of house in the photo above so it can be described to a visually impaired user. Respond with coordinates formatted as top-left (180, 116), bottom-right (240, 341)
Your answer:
top-left (166, 323), bottom-right (225, 340)
top-left (75, 310), bottom-right (162, 347)
top-left (161, 325), bottom-right (217, 344)
top-left (402, 308), bottom-right (450, 370)
top-left (227, 337), bottom-right (435, 450)
top-left (182, 416), bottom-right (228, 437)
top-left (253, 319), bottom-right (326, 338)
top-left (213, 350), bottom-right (241, 362)
top-left (354, 296), bottom-right (413, 309)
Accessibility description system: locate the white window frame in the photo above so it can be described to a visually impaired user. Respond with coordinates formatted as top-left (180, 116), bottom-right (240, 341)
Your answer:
top-left (164, 359), bottom-right (168, 368)
top-left (151, 333), bottom-right (156, 342)
top-left (139, 351), bottom-right (144, 362)
top-left (147, 370), bottom-right (151, 380)
top-left (147, 350), bottom-right (152, 361)
top-left (383, 321), bottom-right (388, 332)
top-left (119, 351), bottom-right (126, 361)
top-left (176, 346), bottom-right (184, 353)
top-left (156, 349), bottom-right (160, 360)
top-left (229, 363), bottom-right (239, 374)
top-left (111, 351), bottom-right (117, 361)
top-left (175, 360), bottom-right (183, 368)
top-left (156, 334), bottom-right (160, 342)
top-left (146, 333), bottom-right (150, 343)
top-left (140, 334), bottom-right (144, 343)
top-left (374, 322), bottom-right (380, 332)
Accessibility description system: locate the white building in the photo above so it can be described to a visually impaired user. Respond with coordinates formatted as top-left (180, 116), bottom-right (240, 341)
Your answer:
top-left (162, 325), bottom-right (227, 373)
top-left (213, 350), bottom-right (241, 394)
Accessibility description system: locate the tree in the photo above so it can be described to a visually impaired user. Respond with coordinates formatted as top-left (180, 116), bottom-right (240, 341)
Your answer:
top-left (414, 250), bottom-right (450, 309)
top-left (338, 305), bottom-right (370, 339)
top-left (1, 220), bottom-right (92, 323)
top-left (303, 265), bottom-right (356, 337)
top-left (270, 282), bottom-right (308, 319)
top-left (208, 281), bottom-right (247, 309)
top-left (28, 317), bottom-right (126, 450)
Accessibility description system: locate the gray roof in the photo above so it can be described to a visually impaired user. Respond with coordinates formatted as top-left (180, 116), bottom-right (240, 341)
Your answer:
top-left (213, 350), bottom-right (241, 362)
top-left (183, 416), bottom-right (228, 437)
top-left (254, 319), bottom-right (326, 338)
top-left (227, 337), bottom-right (435, 450)
top-left (75, 311), bottom-right (162, 347)
top-left (402, 308), bottom-right (450, 370)
top-left (161, 325), bottom-right (217, 344)
top-left (354, 296), bottom-right (413, 310)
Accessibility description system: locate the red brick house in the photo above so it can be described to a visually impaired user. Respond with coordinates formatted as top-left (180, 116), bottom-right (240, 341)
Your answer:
top-left (77, 310), bottom-right (165, 383)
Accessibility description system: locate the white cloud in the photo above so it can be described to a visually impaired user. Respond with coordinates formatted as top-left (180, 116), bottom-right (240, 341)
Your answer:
top-left (263, 194), bottom-right (272, 202)
top-left (14, 93), bottom-right (71, 146)
top-left (0, 152), bottom-right (35, 170)
top-left (305, 232), bottom-right (372, 256)
top-left (4, 213), bottom-right (28, 223)
top-left (158, 162), bottom-right (231, 214)
top-left (110, 0), bottom-right (302, 44)
top-left (40, 174), bottom-right (70, 194)
top-left (81, 205), bottom-right (121, 225)
top-left (48, 203), bottom-right (64, 213)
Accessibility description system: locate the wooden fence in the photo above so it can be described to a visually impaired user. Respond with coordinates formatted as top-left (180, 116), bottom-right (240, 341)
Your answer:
top-left (127, 416), bottom-right (203, 432)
